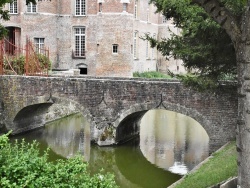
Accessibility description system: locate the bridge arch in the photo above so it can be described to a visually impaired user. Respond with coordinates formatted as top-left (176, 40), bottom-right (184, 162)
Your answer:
top-left (13, 102), bottom-right (53, 134)
top-left (114, 102), bottom-right (213, 149)
top-left (11, 96), bottom-right (95, 137)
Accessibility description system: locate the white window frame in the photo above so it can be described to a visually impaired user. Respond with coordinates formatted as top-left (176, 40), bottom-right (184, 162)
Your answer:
top-left (146, 8), bottom-right (149, 22)
top-left (27, 2), bottom-right (37, 13)
top-left (112, 44), bottom-right (118, 54)
top-left (162, 16), bottom-right (167, 23)
top-left (75, 0), bottom-right (86, 16)
top-left (9, 0), bottom-right (18, 14)
top-left (133, 31), bottom-right (138, 59)
top-left (34, 38), bottom-right (45, 54)
top-left (74, 27), bottom-right (86, 57)
top-left (146, 40), bottom-right (149, 59)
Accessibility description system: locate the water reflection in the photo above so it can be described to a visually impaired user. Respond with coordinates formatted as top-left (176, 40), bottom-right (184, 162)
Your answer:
top-left (89, 139), bottom-right (181, 188)
top-left (140, 109), bottom-right (209, 175)
top-left (44, 113), bottom-right (90, 160)
top-left (12, 110), bottom-right (209, 188)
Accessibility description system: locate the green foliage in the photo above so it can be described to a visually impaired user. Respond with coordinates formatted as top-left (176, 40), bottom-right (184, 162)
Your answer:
top-left (4, 56), bottom-right (25, 75)
top-left (168, 71), bottom-right (237, 91)
top-left (36, 53), bottom-right (52, 70)
top-left (133, 71), bottom-right (172, 79)
top-left (0, 0), bottom-right (11, 39)
top-left (4, 54), bottom-right (51, 75)
top-left (170, 73), bottom-right (219, 91)
top-left (0, 132), bottom-right (11, 149)
top-left (220, 0), bottom-right (247, 16)
top-left (0, 134), bottom-right (118, 188)
top-left (146, 0), bottom-right (237, 90)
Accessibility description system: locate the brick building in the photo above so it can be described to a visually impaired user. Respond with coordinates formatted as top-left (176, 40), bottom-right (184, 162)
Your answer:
top-left (1, 0), bottom-right (184, 77)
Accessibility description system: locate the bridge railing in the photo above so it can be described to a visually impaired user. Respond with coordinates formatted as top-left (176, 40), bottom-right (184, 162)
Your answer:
top-left (0, 37), bottom-right (50, 76)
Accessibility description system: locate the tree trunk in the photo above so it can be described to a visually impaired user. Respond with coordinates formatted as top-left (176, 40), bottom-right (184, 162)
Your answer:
top-left (236, 6), bottom-right (250, 187)
top-left (190, 1), bottom-right (250, 186)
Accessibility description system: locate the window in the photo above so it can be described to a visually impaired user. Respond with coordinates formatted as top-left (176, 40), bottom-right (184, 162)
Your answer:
top-left (112, 44), bottom-right (118, 54)
top-left (123, 3), bottom-right (127, 12)
top-left (162, 16), bottom-right (167, 23)
top-left (79, 68), bottom-right (87, 74)
top-left (152, 34), bottom-right (156, 59)
top-left (99, 3), bottom-right (102, 12)
top-left (146, 8), bottom-right (149, 22)
top-left (146, 40), bottom-right (149, 59)
top-left (97, 44), bottom-right (99, 53)
top-left (75, 0), bottom-right (86, 16)
top-left (134, 0), bottom-right (138, 19)
top-left (27, 2), bottom-right (37, 13)
top-left (34, 38), bottom-right (45, 54)
top-left (147, 4), bottom-right (152, 23)
top-left (133, 31), bottom-right (138, 59)
top-left (74, 27), bottom-right (85, 57)
top-left (9, 0), bottom-right (17, 14)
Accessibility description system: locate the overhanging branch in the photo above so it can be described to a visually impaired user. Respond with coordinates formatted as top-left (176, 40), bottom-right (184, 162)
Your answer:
top-left (192, 0), bottom-right (241, 45)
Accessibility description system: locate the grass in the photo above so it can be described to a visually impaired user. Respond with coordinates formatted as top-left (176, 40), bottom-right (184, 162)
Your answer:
top-left (133, 71), bottom-right (172, 79)
top-left (174, 141), bottom-right (237, 188)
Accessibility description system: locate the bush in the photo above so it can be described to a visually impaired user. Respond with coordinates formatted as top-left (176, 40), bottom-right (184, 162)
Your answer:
top-left (3, 54), bottom-right (51, 75)
top-left (36, 53), bottom-right (52, 70)
top-left (0, 133), bottom-right (118, 188)
top-left (4, 56), bottom-right (25, 75)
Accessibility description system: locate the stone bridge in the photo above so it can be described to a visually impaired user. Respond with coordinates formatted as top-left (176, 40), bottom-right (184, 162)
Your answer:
top-left (0, 75), bottom-right (238, 152)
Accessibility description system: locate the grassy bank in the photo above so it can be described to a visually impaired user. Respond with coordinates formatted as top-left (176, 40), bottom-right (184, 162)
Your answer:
top-left (174, 141), bottom-right (237, 188)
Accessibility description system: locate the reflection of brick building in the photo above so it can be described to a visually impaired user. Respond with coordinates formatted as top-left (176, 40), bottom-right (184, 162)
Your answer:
top-left (1, 0), bottom-right (184, 77)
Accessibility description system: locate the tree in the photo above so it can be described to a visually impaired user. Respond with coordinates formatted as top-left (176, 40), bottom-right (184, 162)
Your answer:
top-left (0, 133), bottom-right (118, 187)
top-left (146, 0), bottom-right (237, 90)
top-left (150, 0), bottom-right (250, 186)
top-left (189, 1), bottom-right (250, 187)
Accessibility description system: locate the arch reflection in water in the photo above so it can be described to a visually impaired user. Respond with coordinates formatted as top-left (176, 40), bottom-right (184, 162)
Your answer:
top-left (140, 109), bottom-right (209, 175)
top-left (12, 113), bottom-right (182, 188)
top-left (44, 113), bottom-right (91, 160)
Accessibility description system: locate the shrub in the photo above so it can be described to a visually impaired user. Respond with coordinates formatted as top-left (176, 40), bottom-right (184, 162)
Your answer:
top-left (4, 56), bottom-right (25, 75)
top-left (3, 53), bottom-right (51, 75)
top-left (0, 133), bottom-right (118, 188)
top-left (36, 53), bottom-right (52, 70)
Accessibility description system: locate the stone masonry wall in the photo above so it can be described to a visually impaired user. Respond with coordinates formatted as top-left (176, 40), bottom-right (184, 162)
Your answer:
top-left (0, 75), bottom-right (238, 152)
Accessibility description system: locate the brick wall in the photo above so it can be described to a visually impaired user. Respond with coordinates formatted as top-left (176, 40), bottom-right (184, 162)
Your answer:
top-left (0, 0), bottom-right (181, 77)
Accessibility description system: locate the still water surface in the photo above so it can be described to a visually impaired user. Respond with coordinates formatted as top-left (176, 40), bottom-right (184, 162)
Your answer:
top-left (12, 110), bottom-right (209, 188)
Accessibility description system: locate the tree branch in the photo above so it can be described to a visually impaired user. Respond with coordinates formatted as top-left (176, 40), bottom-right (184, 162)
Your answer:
top-left (192, 0), bottom-right (241, 45)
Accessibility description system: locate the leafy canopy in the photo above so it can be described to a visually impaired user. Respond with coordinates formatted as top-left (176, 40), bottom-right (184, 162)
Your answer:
top-left (146, 0), bottom-right (244, 90)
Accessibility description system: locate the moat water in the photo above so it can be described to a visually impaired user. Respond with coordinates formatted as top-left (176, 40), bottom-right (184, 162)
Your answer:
top-left (12, 109), bottom-right (209, 188)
